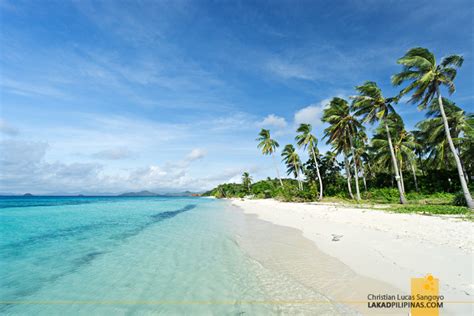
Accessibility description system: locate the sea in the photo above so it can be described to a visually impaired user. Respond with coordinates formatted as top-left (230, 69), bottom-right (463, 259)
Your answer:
top-left (0, 196), bottom-right (355, 315)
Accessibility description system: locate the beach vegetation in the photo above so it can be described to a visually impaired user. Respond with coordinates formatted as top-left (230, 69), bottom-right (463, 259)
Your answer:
top-left (256, 129), bottom-right (284, 187)
top-left (205, 46), bottom-right (473, 213)
top-left (392, 47), bottom-right (473, 209)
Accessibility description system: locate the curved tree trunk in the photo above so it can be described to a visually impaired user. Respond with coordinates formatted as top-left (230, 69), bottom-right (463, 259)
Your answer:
top-left (349, 136), bottom-right (361, 201)
top-left (385, 122), bottom-right (407, 204)
top-left (344, 154), bottom-right (354, 200)
top-left (457, 148), bottom-right (470, 184)
top-left (295, 164), bottom-right (303, 191)
top-left (410, 162), bottom-right (419, 192)
top-left (311, 148), bottom-right (323, 200)
top-left (272, 154), bottom-right (284, 187)
top-left (399, 158), bottom-right (405, 194)
top-left (436, 89), bottom-right (474, 209)
top-left (360, 164), bottom-right (368, 192)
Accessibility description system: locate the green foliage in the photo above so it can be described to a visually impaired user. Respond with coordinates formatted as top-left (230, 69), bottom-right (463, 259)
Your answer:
top-left (452, 191), bottom-right (468, 207)
top-left (389, 204), bottom-right (469, 215)
top-left (240, 46), bottom-right (474, 210)
top-left (363, 188), bottom-right (400, 203)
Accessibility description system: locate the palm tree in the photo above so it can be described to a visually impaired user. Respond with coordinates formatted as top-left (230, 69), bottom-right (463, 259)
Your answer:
top-left (371, 114), bottom-right (419, 193)
top-left (256, 129), bottom-right (284, 187)
top-left (281, 144), bottom-right (303, 190)
top-left (352, 81), bottom-right (407, 204)
top-left (402, 131), bottom-right (420, 192)
top-left (352, 131), bottom-right (369, 192)
top-left (416, 98), bottom-right (472, 183)
top-left (322, 97), bottom-right (363, 201)
top-left (241, 172), bottom-right (252, 194)
top-left (295, 123), bottom-right (323, 200)
top-left (392, 47), bottom-right (473, 209)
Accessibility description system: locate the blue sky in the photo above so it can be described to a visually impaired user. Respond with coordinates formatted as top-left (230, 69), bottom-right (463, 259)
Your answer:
top-left (1, 0), bottom-right (473, 194)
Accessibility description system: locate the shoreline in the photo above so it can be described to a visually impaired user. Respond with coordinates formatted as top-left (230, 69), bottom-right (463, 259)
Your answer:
top-left (230, 198), bottom-right (473, 315)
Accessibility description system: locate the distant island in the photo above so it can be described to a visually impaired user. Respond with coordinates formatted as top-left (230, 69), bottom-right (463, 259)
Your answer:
top-left (118, 190), bottom-right (159, 197)
top-left (118, 190), bottom-right (200, 197)
top-left (0, 191), bottom-right (201, 197)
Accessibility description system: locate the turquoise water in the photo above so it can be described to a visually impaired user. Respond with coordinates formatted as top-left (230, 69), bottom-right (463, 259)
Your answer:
top-left (0, 196), bottom-right (349, 315)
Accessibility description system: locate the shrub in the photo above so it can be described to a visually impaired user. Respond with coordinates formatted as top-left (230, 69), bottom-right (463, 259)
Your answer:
top-left (391, 204), bottom-right (469, 215)
top-left (364, 188), bottom-right (400, 203)
top-left (452, 191), bottom-right (467, 207)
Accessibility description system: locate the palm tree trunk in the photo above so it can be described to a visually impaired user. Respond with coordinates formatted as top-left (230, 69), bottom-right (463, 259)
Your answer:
top-left (410, 162), bottom-right (419, 192)
top-left (349, 136), bottom-right (361, 201)
top-left (311, 148), bottom-right (323, 200)
top-left (456, 148), bottom-right (470, 184)
top-left (295, 165), bottom-right (302, 191)
top-left (399, 158), bottom-right (405, 194)
top-left (272, 154), bottom-right (284, 187)
top-left (436, 88), bottom-right (474, 209)
top-left (360, 164), bottom-right (368, 192)
top-left (385, 122), bottom-right (407, 204)
top-left (344, 154), bottom-right (354, 200)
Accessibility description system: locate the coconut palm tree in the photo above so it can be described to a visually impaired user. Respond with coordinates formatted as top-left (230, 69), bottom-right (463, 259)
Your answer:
top-left (241, 172), bottom-right (252, 194)
top-left (322, 97), bottom-right (363, 201)
top-left (403, 131), bottom-right (420, 192)
top-left (352, 131), bottom-right (369, 192)
top-left (256, 129), bottom-right (284, 187)
top-left (281, 144), bottom-right (303, 190)
top-left (295, 123), bottom-right (323, 200)
top-left (352, 81), bottom-right (407, 204)
top-left (416, 98), bottom-right (472, 183)
top-left (371, 116), bottom-right (420, 193)
top-left (392, 47), bottom-right (473, 209)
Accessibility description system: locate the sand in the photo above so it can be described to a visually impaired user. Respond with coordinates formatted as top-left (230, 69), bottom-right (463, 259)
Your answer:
top-left (231, 198), bottom-right (474, 315)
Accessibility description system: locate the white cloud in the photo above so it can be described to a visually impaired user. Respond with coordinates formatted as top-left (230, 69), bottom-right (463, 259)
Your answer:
top-left (294, 97), bottom-right (341, 127)
top-left (257, 114), bottom-right (287, 128)
top-left (0, 140), bottom-right (215, 194)
top-left (0, 119), bottom-right (20, 136)
top-left (266, 59), bottom-right (315, 81)
top-left (186, 148), bottom-right (206, 162)
top-left (294, 104), bottom-right (325, 126)
top-left (0, 78), bottom-right (67, 99)
top-left (91, 147), bottom-right (135, 160)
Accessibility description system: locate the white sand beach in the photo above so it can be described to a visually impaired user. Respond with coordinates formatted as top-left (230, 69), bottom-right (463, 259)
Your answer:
top-left (232, 198), bottom-right (474, 315)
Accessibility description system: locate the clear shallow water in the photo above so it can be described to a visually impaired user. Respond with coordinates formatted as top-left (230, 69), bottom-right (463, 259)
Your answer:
top-left (0, 196), bottom-right (350, 315)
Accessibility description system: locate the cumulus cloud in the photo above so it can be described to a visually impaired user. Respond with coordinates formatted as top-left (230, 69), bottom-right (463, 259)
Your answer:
top-left (0, 140), bottom-right (214, 194)
top-left (294, 97), bottom-right (335, 126)
top-left (0, 140), bottom-right (103, 193)
top-left (257, 114), bottom-right (287, 128)
top-left (91, 147), bottom-right (135, 160)
top-left (294, 105), bottom-right (325, 126)
top-left (185, 148), bottom-right (206, 162)
top-left (0, 119), bottom-right (20, 136)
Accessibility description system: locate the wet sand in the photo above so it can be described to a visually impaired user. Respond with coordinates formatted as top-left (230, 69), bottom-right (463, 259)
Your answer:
top-left (231, 204), bottom-right (405, 315)
top-left (230, 199), bottom-right (473, 315)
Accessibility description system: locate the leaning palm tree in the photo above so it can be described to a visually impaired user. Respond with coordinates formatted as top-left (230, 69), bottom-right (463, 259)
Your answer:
top-left (402, 131), bottom-right (421, 192)
top-left (281, 144), bottom-right (303, 190)
top-left (295, 123), bottom-right (323, 200)
top-left (322, 97), bottom-right (363, 201)
top-left (416, 98), bottom-right (472, 183)
top-left (256, 129), bottom-right (284, 187)
top-left (352, 81), bottom-right (407, 204)
top-left (392, 47), bottom-right (473, 209)
top-left (241, 172), bottom-right (252, 194)
top-left (352, 131), bottom-right (369, 192)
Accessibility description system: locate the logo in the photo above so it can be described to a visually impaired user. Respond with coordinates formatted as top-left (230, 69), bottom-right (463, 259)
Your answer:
top-left (411, 274), bottom-right (442, 316)
top-left (367, 274), bottom-right (443, 313)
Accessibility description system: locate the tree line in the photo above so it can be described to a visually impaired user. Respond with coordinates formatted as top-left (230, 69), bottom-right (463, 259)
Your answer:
top-left (207, 47), bottom-right (474, 210)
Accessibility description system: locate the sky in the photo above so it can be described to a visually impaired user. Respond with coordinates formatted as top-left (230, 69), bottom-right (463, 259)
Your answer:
top-left (0, 0), bottom-right (473, 194)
